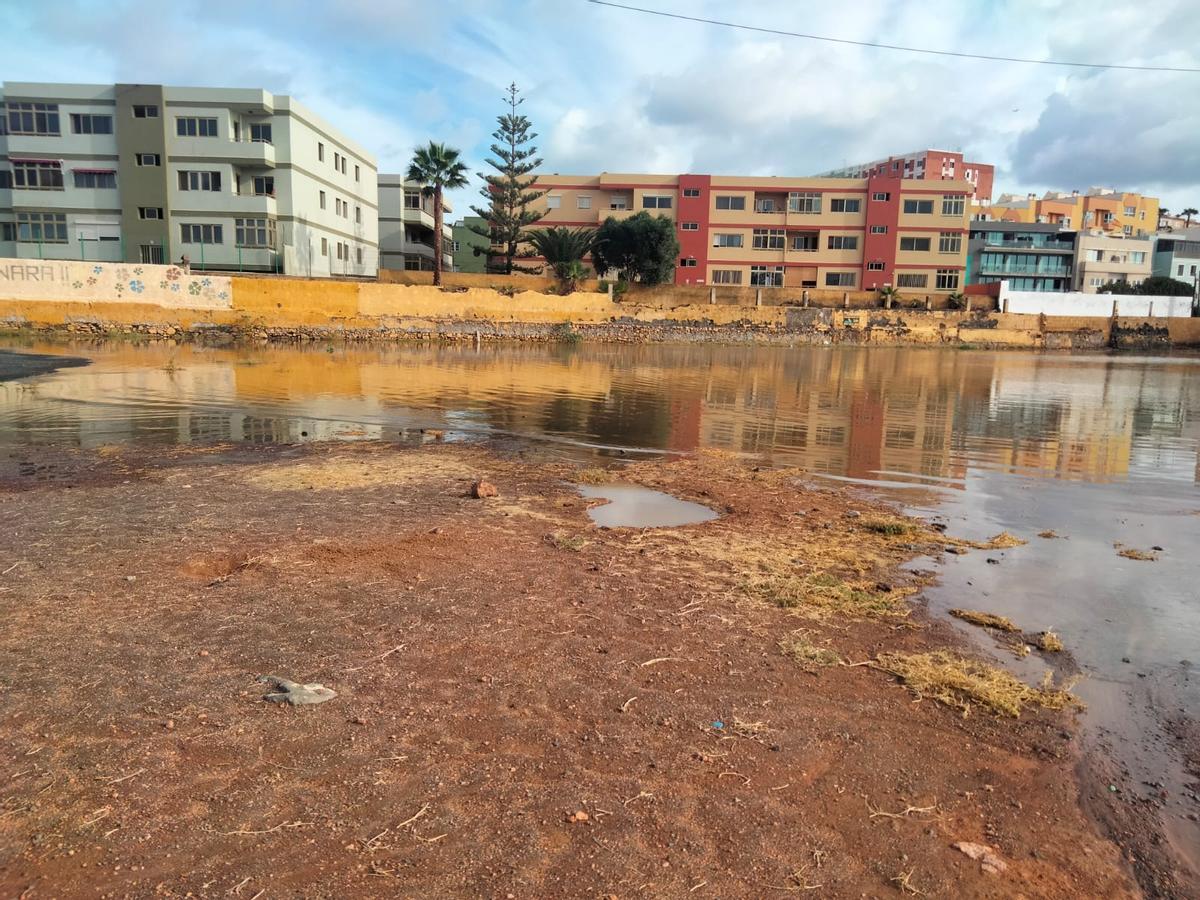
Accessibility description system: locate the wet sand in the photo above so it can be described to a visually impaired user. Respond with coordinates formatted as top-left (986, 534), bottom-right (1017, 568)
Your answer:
top-left (0, 441), bottom-right (1142, 898)
top-left (0, 349), bottom-right (89, 383)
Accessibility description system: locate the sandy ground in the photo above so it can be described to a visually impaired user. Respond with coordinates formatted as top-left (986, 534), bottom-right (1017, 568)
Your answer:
top-left (0, 441), bottom-right (1142, 898)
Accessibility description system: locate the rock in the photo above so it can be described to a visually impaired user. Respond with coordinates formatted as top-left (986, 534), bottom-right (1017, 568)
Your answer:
top-left (953, 841), bottom-right (1008, 874)
top-left (471, 480), bottom-right (498, 499)
top-left (945, 546), bottom-right (967, 555)
top-left (986, 558), bottom-right (1000, 565)
top-left (258, 675), bottom-right (337, 706)
top-left (845, 510), bottom-right (861, 519)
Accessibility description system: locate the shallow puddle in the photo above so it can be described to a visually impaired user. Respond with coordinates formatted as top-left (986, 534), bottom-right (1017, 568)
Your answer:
top-left (578, 483), bottom-right (717, 528)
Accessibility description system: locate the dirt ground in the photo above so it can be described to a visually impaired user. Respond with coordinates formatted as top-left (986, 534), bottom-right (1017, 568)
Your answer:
top-left (0, 441), bottom-right (1140, 899)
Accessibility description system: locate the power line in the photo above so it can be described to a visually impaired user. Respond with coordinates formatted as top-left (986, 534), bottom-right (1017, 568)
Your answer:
top-left (587, 0), bottom-right (1200, 73)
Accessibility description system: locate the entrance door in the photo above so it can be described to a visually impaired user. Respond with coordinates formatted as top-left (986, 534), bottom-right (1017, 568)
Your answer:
top-left (139, 244), bottom-right (165, 265)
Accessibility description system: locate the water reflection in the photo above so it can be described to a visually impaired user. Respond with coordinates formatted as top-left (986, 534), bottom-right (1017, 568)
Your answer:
top-left (1, 340), bottom-right (1197, 486)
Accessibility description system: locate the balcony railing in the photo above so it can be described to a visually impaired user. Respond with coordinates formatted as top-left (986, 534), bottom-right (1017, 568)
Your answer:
top-left (979, 264), bottom-right (1071, 275)
top-left (977, 239), bottom-right (1074, 251)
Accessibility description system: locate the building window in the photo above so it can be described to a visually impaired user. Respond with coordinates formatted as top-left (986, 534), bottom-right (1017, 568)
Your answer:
top-left (642, 195), bottom-right (672, 209)
top-left (355, 206), bottom-right (362, 224)
top-left (6, 102), bottom-right (60, 135)
top-left (870, 225), bottom-right (888, 234)
top-left (752, 228), bottom-right (785, 250)
top-left (897, 273), bottom-right (928, 288)
top-left (70, 113), bottom-right (113, 135)
top-left (546, 195), bottom-right (561, 209)
top-left (249, 123), bottom-right (272, 144)
top-left (318, 142), bottom-right (325, 161)
top-left (577, 195), bottom-right (592, 209)
top-left (0, 171), bottom-right (10, 189)
top-left (1123, 225), bottom-right (1132, 235)
top-left (755, 196), bottom-right (782, 213)
top-left (180, 223), bottom-right (223, 244)
top-left (176, 117), bottom-right (218, 137)
top-left (136, 153), bottom-right (161, 167)
top-left (132, 104), bottom-right (159, 119)
top-left (827, 235), bottom-right (858, 250)
top-left (825, 272), bottom-right (856, 287)
top-left (73, 170), bottom-right (117, 189)
top-left (791, 233), bottom-right (817, 251)
top-left (871, 192), bottom-right (890, 202)
top-left (712, 233), bottom-right (743, 248)
top-left (750, 265), bottom-right (784, 286)
top-left (235, 217), bottom-right (276, 248)
top-left (941, 195), bottom-right (965, 216)
top-left (1, 222), bottom-right (14, 241)
top-left (334, 151), bottom-right (340, 169)
top-left (867, 261), bottom-right (885, 271)
top-left (788, 192), bottom-right (821, 214)
top-left (711, 269), bottom-right (742, 284)
top-left (899, 236), bottom-right (932, 252)
top-left (680, 221), bottom-right (699, 231)
top-left (830, 198), bottom-right (861, 213)
top-left (679, 257), bottom-right (698, 267)
top-left (903, 199), bottom-right (934, 214)
top-left (178, 170), bottom-right (222, 192)
top-left (16, 212), bottom-right (68, 243)
top-left (682, 188), bottom-right (701, 198)
top-left (715, 195), bottom-right (746, 211)
top-left (938, 232), bottom-right (962, 253)
top-left (320, 190), bottom-right (326, 209)
top-left (355, 165), bottom-right (360, 182)
top-left (13, 161), bottom-right (64, 190)
top-left (1139, 210), bottom-right (1145, 220)
top-left (341, 158), bottom-right (347, 175)
top-left (139, 207), bottom-right (163, 219)
top-left (1130, 251), bottom-right (1145, 264)
top-left (1124, 206), bottom-right (1135, 216)
top-left (336, 242), bottom-right (343, 260)
top-left (321, 237), bottom-right (328, 256)
top-left (936, 269), bottom-right (960, 290)
top-left (253, 176), bottom-right (274, 197)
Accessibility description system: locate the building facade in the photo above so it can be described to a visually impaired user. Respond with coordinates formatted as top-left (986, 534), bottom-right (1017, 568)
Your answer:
top-left (0, 82), bottom-right (378, 276)
top-left (529, 172), bottom-right (972, 293)
top-left (979, 188), bottom-right (1158, 239)
top-left (377, 176), bottom-right (453, 272)
top-left (816, 149), bottom-right (994, 202)
top-left (1074, 232), bottom-right (1152, 292)
top-left (966, 222), bottom-right (1076, 292)
top-left (1152, 228), bottom-right (1200, 287)
top-left (452, 215), bottom-right (489, 273)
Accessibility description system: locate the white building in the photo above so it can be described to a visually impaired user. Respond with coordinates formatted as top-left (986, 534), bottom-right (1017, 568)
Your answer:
top-left (0, 82), bottom-right (378, 276)
top-left (378, 175), bottom-right (453, 272)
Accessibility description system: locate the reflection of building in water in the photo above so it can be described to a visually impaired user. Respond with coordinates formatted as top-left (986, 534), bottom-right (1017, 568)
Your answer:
top-left (696, 351), bottom-right (965, 480)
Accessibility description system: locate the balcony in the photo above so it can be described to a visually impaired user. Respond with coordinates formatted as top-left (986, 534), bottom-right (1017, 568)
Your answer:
top-left (171, 190), bottom-right (277, 215)
top-left (979, 263), bottom-right (1071, 276)
top-left (211, 139), bottom-right (276, 168)
top-left (978, 239), bottom-right (1074, 252)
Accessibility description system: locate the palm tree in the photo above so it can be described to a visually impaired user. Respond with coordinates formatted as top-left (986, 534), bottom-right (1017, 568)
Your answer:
top-left (526, 226), bottom-right (596, 292)
top-left (1182, 207), bottom-right (1198, 227)
top-left (878, 285), bottom-right (902, 309)
top-left (406, 142), bottom-right (469, 286)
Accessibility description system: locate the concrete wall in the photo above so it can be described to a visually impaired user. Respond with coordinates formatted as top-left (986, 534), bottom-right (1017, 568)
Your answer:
top-left (0, 257), bottom-right (231, 309)
top-left (1001, 285), bottom-right (1193, 318)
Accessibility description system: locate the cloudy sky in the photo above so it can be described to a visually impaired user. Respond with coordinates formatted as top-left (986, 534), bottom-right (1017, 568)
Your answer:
top-left (6, 0), bottom-right (1199, 216)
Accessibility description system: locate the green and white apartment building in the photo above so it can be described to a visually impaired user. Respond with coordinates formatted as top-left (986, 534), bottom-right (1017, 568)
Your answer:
top-left (0, 82), bottom-right (378, 276)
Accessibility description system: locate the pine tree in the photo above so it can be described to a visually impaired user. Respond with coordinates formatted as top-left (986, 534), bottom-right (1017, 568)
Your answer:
top-left (469, 83), bottom-right (545, 274)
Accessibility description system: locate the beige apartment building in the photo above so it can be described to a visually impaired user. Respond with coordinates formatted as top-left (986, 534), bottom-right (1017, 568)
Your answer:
top-left (529, 172), bottom-right (972, 292)
top-left (1075, 232), bottom-right (1153, 292)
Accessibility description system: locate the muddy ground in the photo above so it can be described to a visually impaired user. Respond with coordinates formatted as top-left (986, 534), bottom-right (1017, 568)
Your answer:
top-left (0, 441), bottom-right (1143, 898)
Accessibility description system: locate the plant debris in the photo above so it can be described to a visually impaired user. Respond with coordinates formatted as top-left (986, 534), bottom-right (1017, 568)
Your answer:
top-left (779, 630), bottom-right (843, 671)
top-left (949, 609), bottom-right (1020, 632)
top-left (1114, 543), bottom-right (1158, 561)
top-left (749, 571), bottom-right (912, 620)
top-left (861, 518), bottom-right (912, 536)
top-left (875, 651), bottom-right (1079, 718)
top-left (576, 467), bottom-right (615, 485)
top-left (1038, 631), bottom-right (1064, 653)
top-left (545, 531), bottom-right (587, 552)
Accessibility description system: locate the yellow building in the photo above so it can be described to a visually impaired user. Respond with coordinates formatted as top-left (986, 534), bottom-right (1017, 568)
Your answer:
top-left (974, 188), bottom-right (1158, 238)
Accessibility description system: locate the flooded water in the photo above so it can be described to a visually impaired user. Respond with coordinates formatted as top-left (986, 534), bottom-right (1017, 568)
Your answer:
top-left (578, 483), bottom-right (718, 528)
top-left (3, 335), bottom-right (1199, 868)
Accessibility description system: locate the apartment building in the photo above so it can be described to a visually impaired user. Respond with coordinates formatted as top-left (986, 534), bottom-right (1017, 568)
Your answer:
top-left (452, 216), bottom-right (490, 273)
top-left (1152, 228), bottom-right (1200, 286)
top-left (966, 222), bottom-right (1076, 292)
top-left (529, 172), bottom-right (971, 293)
top-left (378, 176), bottom-right (453, 272)
top-left (816, 149), bottom-right (994, 202)
top-left (0, 82), bottom-right (378, 276)
top-left (1075, 232), bottom-right (1152, 292)
top-left (979, 188), bottom-right (1158, 239)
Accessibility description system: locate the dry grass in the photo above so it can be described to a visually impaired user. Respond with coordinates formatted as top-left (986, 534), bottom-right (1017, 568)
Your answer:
top-left (545, 531), bottom-right (587, 552)
top-left (245, 453), bottom-right (478, 492)
top-left (1037, 631), bottom-right (1065, 653)
top-left (1114, 544), bottom-right (1158, 561)
top-left (779, 630), bottom-right (843, 671)
top-left (1037, 530), bottom-right (1062, 539)
top-left (875, 650), bottom-right (1079, 718)
top-left (750, 571), bottom-right (912, 620)
top-left (576, 467), bottom-right (615, 485)
top-left (949, 608), bottom-right (1021, 633)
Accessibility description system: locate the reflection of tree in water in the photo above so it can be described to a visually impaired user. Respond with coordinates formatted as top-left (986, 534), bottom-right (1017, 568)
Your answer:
top-left (539, 381), bottom-right (674, 450)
